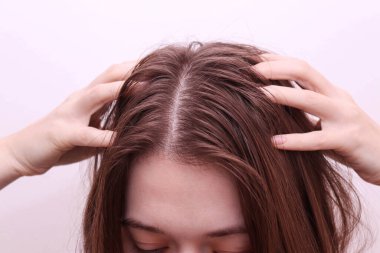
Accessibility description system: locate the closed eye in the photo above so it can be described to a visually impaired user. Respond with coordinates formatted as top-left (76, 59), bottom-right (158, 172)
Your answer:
top-left (133, 245), bottom-right (168, 253)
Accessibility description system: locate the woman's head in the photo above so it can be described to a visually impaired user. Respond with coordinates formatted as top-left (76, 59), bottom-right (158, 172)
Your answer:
top-left (83, 41), bottom-right (362, 253)
top-left (123, 151), bottom-right (250, 253)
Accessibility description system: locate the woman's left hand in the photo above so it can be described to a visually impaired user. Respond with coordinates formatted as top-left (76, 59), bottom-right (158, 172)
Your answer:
top-left (253, 54), bottom-right (380, 185)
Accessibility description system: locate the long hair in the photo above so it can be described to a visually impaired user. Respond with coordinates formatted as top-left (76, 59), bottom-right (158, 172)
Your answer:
top-left (82, 41), bottom-right (362, 252)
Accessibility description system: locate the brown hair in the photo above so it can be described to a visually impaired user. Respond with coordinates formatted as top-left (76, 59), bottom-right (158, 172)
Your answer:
top-left (83, 41), bottom-right (363, 252)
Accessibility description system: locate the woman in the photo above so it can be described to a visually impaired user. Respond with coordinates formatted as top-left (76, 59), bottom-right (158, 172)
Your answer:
top-left (1, 41), bottom-right (379, 252)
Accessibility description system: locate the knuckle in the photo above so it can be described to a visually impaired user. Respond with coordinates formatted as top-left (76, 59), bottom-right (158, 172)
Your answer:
top-left (336, 86), bottom-right (355, 101)
top-left (293, 60), bottom-right (311, 79)
top-left (65, 88), bottom-right (88, 106)
top-left (318, 135), bottom-right (328, 148)
top-left (65, 89), bottom-right (81, 103)
top-left (85, 85), bottom-right (105, 102)
top-left (315, 133), bottom-right (330, 149)
top-left (107, 63), bottom-right (120, 72)
top-left (341, 124), bottom-right (361, 149)
top-left (54, 90), bottom-right (82, 116)
top-left (105, 64), bottom-right (123, 78)
top-left (340, 102), bottom-right (361, 119)
top-left (347, 123), bottom-right (361, 137)
top-left (302, 90), bottom-right (319, 103)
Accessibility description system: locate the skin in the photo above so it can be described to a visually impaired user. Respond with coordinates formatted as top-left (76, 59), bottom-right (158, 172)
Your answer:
top-left (121, 151), bottom-right (251, 253)
top-left (0, 61), bottom-right (135, 189)
top-left (253, 54), bottom-right (380, 184)
top-left (0, 52), bottom-right (379, 252)
top-left (0, 54), bottom-right (379, 185)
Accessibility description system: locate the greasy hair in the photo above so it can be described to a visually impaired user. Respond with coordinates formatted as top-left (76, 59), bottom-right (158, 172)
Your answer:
top-left (83, 41), bottom-right (363, 253)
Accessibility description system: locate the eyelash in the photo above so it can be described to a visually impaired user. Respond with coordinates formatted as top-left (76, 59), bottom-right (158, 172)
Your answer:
top-left (133, 244), bottom-right (168, 253)
top-left (133, 245), bottom-right (249, 253)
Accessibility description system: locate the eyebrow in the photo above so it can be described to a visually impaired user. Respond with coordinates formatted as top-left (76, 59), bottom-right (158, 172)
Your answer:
top-left (121, 217), bottom-right (247, 237)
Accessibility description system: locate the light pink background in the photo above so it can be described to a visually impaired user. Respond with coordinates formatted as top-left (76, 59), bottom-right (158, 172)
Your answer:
top-left (0, 0), bottom-right (379, 252)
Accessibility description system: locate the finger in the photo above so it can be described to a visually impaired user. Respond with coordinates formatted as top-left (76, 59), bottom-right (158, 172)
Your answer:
top-left (258, 54), bottom-right (318, 90)
top-left (79, 81), bottom-right (124, 115)
top-left (258, 53), bottom-right (286, 61)
top-left (271, 131), bottom-right (332, 151)
top-left (259, 85), bottom-right (335, 119)
top-left (89, 61), bottom-right (137, 87)
top-left (70, 127), bottom-right (116, 147)
top-left (252, 56), bottom-right (338, 97)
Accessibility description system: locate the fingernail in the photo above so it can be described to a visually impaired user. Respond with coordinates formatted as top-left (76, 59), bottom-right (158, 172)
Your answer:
top-left (272, 135), bottom-right (286, 145)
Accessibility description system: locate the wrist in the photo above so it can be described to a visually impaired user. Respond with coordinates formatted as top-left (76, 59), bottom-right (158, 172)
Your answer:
top-left (0, 136), bottom-right (24, 189)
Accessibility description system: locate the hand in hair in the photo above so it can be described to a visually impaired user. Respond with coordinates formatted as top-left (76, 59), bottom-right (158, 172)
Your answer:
top-left (254, 54), bottom-right (380, 185)
top-left (0, 61), bottom-right (136, 189)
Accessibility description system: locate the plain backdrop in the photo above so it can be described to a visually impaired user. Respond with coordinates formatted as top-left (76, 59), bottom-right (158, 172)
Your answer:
top-left (0, 0), bottom-right (379, 252)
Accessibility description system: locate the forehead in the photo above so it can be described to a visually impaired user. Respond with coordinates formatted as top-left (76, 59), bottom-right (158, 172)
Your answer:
top-left (124, 151), bottom-right (244, 237)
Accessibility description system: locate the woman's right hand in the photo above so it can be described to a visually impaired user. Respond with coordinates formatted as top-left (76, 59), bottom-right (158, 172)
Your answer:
top-left (2, 61), bottom-right (135, 178)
